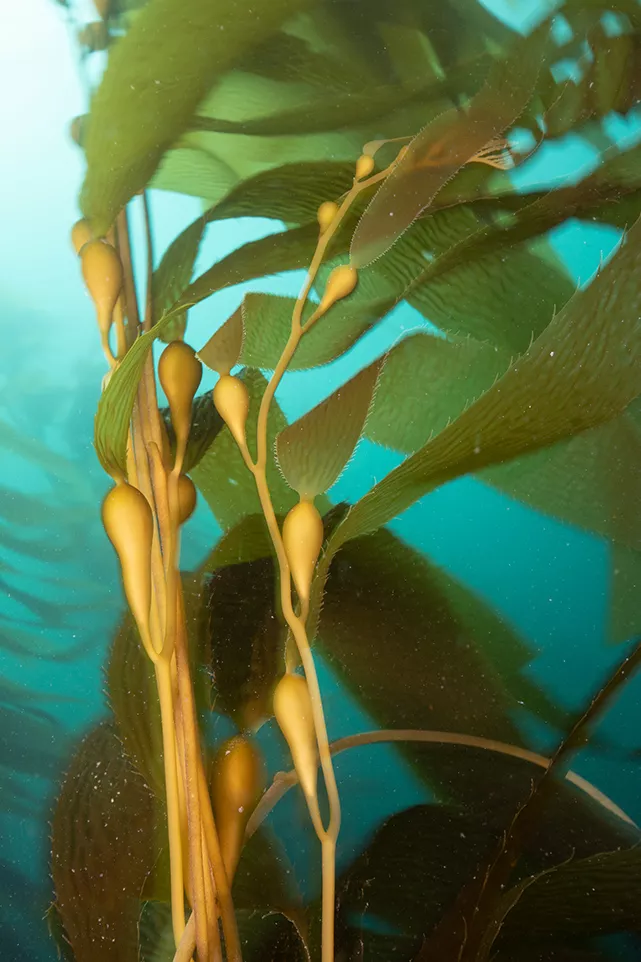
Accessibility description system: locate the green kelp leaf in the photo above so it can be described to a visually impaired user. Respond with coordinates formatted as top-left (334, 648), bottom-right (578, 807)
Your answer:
top-left (94, 311), bottom-right (177, 476)
top-left (371, 200), bottom-right (573, 352)
top-left (481, 411), bottom-right (641, 551)
top-left (240, 295), bottom-right (294, 370)
top-left (366, 332), bottom-right (511, 454)
top-left (203, 162), bottom-right (355, 226)
top-left (350, 25), bottom-right (549, 267)
top-left (593, 141), bottom-right (641, 193)
top-left (198, 305), bottom-right (244, 376)
top-left (203, 514), bottom-right (274, 571)
top-left (171, 139), bottom-right (641, 348)
top-left (51, 723), bottom-right (164, 962)
top-left (334, 797), bottom-right (631, 962)
top-left (176, 224), bottom-right (318, 313)
top-left (191, 150), bottom-right (501, 235)
top-left (276, 360), bottom-right (382, 498)
top-left (236, 911), bottom-right (309, 962)
top-left (335, 805), bottom-right (495, 957)
top-left (46, 903), bottom-right (76, 962)
top-left (81, 0), bottom-right (311, 233)
top-left (236, 248), bottom-right (402, 372)
top-left (335, 761), bottom-right (638, 960)
top-left (401, 148), bottom-right (641, 325)
top-left (315, 214), bottom-right (641, 601)
top-left (429, 566), bottom-right (571, 732)
top-left (239, 289), bottom-right (393, 372)
top-left (191, 370), bottom-right (296, 529)
top-left (320, 529), bottom-right (523, 741)
top-left (139, 901), bottom-right (174, 962)
top-left (609, 543), bottom-right (641, 645)
top-left (234, 826), bottom-right (303, 921)
top-left (201, 518), bottom-right (544, 740)
top-left (152, 218), bottom-right (205, 341)
top-left (174, 215), bottom-right (356, 316)
top-left (543, 73), bottom-right (592, 140)
top-left (501, 848), bottom-right (641, 942)
top-left (191, 78), bottom-right (438, 138)
top-left (239, 29), bottom-right (365, 89)
top-left (475, 869), bottom-right (553, 962)
top-left (172, 194), bottom-right (572, 356)
top-left (199, 507), bottom-right (349, 724)
top-left (399, 0), bottom-right (512, 71)
top-left (151, 144), bottom-right (237, 206)
top-left (407, 240), bottom-right (574, 353)
top-left (161, 390), bottom-right (224, 473)
top-left (590, 27), bottom-right (638, 118)
top-left (204, 553), bottom-right (284, 727)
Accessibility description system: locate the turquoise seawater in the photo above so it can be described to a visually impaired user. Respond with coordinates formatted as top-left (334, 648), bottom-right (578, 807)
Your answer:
top-left (3, 1), bottom-right (641, 959)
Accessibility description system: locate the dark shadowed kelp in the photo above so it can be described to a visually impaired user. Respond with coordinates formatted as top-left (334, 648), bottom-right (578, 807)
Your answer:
top-left (41, 0), bottom-right (641, 960)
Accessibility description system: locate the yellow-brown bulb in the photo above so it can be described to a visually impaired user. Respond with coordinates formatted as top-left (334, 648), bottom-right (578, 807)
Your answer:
top-left (71, 219), bottom-right (92, 254)
top-left (317, 265), bottom-right (357, 316)
top-left (80, 239), bottom-right (123, 338)
top-left (158, 342), bottom-right (202, 451)
top-left (282, 500), bottom-right (323, 604)
top-left (213, 375), bottom-right (249, 450)
top-left (176, 475), bottom-right (197, 524)
top-left (273, 673), bottom-right (318, 802)
top-left (317, 201), bottom-right (339, 233)
top-left (102, 483), bottom-right (153, 636)
top-left (355, 154), bottom-right (375, 180)
top-left (210, 736), bottom-right (264, 881)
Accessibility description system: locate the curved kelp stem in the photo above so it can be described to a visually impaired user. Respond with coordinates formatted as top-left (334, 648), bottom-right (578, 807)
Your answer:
top-left (77, 201), bottom-right (240, 962)
top-left (211, 148), bottom-right (403, 962)
top-left (245, 728), bottom-right (636, 837)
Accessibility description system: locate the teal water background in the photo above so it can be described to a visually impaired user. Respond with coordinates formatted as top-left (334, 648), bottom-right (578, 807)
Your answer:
top-left (2, 1), bottom-right (641, 958)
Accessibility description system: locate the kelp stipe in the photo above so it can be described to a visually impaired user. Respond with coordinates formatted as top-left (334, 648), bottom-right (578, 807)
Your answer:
top-left (48, 1), bottom-right (641, 961)
top-left (72, 208), bottom-right (241, 962)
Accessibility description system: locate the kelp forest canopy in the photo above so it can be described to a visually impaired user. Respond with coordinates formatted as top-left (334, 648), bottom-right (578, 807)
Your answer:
top-left (39, 0), bottom-right (641, 961)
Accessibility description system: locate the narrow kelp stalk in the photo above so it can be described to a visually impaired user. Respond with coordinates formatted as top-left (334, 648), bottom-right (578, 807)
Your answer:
top-left (117, 210), bottom-right (191, 949)
top-left (75, 207), bottom-right (242, 962)
top-left (246, 729), bottom-right (636, 836)
top-left (207, 145), bottom-right (405, 962)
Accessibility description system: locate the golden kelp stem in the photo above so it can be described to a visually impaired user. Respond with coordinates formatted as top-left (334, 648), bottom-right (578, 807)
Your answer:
top-left (79, 207), bottom-right (241, 962)
top-left (174, 607), bottom-right (211, 962)
top-left (155, 657), bottom-right (188, 944)
top-left (213, 150), bottom-right (398, 962)
top-left (246, 730), bottom-right (638, 838)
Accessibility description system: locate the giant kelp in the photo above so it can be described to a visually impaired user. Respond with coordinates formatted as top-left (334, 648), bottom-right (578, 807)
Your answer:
top-left (45, 0), bottom-right (641, 960)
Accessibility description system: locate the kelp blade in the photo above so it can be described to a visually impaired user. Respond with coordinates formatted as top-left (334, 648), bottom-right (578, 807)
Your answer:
top-left (350, 25), bottom-right (549, 267)
top-left (81, 0), bottom-right (311, 234)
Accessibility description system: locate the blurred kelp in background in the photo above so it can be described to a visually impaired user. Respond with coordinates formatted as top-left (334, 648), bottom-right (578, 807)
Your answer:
top-left (7, 0), bottom-right (641, 959)
top-left (0, 300), bottom-right (116, 959)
